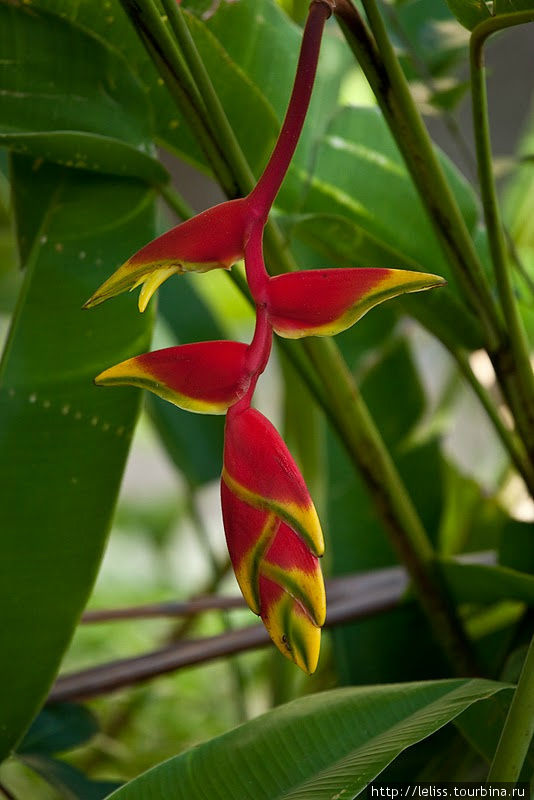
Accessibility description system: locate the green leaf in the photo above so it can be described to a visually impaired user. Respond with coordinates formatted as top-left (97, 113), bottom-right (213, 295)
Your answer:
top-left (286, 107), bottom-right (485, 351)
top-left (0, 158), bottom-right (155, 760)
top-left (391, 0), bottom-right (469, 77)
top-left (455, 688), bottom-right (534, 780)
top-left (27, 0), bottom-right (296, 179)
top-left (444, 0), bottom-right (491, 31)
top-left (0, 4), bottom-right (166, 184)
top-left (17, 704), bottom-right (98, 757)
top-left (440, 559), bottom-right (534, 605)
top-left (329, 337), bottom-right (448, 684)
top-left (20, 754), bottom-right (121, 800)
top-left (108, 679), bottom-right (507, 800)
top-left (494, 0), bottom-right (534, 12)
top-left (300, 106), bottom-right (479, 286)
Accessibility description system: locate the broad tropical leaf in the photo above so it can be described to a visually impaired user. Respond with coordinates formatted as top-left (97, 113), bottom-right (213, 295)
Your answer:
top-left (0, 158), bottom-right (155, 759)
top-left (108, 679), bottom-right (507, 800)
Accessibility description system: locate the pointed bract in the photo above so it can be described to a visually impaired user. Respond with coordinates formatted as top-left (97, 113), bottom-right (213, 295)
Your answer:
top-left (84, 198), bottom-right (250, 310)
top-left (223, 408), bottom-right (324, 556)
top-left (95, 341), bottom-right (251, 414)
top-left (259, 575), bottom-right (321, 674)
top-left (220, 480), bottom-right (325, 673)
top-left (221, 480), bottom-right (279, 614)
top-left (266, 268), bottom-right (446, 338)
top-left (262, 519), bottom-right (325, 627)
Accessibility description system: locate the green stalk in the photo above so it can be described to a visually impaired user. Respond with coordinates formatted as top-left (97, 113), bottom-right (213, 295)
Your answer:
top-left (335, 0), bottom-right (502, 349)
top-left (160, 0), bottom-right (256, 194)
top-left (158, 182), bottom-right (194, 220)
top-left (488, 633), bottom-right (534, 782)
top-left (470, 13), bottom-right (534, 460)
top-left (146, 9), bottom-right (477, 673)
top-left (334, 0), bottom-right (534, 481)
top-left (303, 336), bottom-right (477, 675)
top-left (119, 0), bottom-right (237, 196)
top-left (452, 349), bottom-right (534, 496)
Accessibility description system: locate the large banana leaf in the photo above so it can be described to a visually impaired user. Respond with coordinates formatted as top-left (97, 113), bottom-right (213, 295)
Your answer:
top-left (0, 157), bottom-right (155, 760)
top-left (108, 679), bottom-right (506, 800)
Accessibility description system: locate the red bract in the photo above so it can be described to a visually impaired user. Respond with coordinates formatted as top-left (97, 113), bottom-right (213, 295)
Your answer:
top-left (223, 407), bottom-right (324, 557)
top-left (95, 341), bottom-right (251, 414)
top-left (84, 198), bottom-right (251, 311)
top-left (266, 268), bottom-right (446, 338)
top-left (221, 470), bottom-right (325, 674)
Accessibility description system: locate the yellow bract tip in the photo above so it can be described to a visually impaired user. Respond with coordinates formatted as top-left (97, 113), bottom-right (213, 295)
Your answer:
top-left (136, 266), bottom-right (180, 312)
top-left (263, 594), bottom-right (322, 675)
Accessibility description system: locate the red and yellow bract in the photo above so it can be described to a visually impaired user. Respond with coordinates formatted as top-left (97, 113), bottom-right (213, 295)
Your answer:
top-left (267, 268), bottom-right (446, 338)
top-left (223, 407), bottom-right (324, 557)
top-left (95, 341), bottom-right (251, 414)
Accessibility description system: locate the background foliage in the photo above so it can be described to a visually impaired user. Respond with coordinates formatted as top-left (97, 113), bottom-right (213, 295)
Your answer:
top-left (0, 0), bottom-right (533, 797)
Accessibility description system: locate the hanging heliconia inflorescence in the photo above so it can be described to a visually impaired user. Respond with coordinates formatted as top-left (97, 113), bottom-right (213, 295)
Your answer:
top-left (85, 0), bottom-right (444, 673)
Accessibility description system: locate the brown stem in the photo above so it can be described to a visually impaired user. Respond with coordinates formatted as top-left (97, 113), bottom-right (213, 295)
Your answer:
top-left (49, 567), bottom-right (407, 703)
top-left (82, 595), bottom-right (243, 624)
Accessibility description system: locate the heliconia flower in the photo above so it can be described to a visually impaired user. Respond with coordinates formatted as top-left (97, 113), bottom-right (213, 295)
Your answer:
top-left (222, 407), bottom-right (324, 557)
top-left (95, 341), bottom-right (251, 414)
top-left (221, 480), bottom-right (325, 674)
top-left (83, 198), bottom-right (251, 311)
top-left (266, 268), bottom-right (446, 339)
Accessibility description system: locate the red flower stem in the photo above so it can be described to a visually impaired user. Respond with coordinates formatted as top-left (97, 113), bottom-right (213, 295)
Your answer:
top-left (229, 306), bottom-right (272, 416)
top-left (245, 305), bottom-right (272, 379)
top-left (229, 223), bottom-right (273, 416)
top-left (243, 221), bottom-right (269, 302)
top-left (248, 0), bottom-right (332, 218)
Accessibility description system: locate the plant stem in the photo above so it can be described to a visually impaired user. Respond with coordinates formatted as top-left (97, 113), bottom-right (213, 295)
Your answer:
top-left (157, 0), bottom-right (307, 278)
top-left (452, 349), bottom-right (534, 497)
top-left (335, 0), bottom-right (502, 349)
top-left (160, 0), bottom-right (256, 194)
top-left (303, 336), bottom-right (477, 675)
top-left (119, 0), bottom-right (238, 196)
top-left (158, 182), bottom-right (195, 220)
top-left (470, 13), bottom-right (534, 461)
top-left (488, 633), bottom-right (534, 782)
top-left (334, 0), bottom-right (534, 480)
top-left (50, 568), bottom-right (406, 702)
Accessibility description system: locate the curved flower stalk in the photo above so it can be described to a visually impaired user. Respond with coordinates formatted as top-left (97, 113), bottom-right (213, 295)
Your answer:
top-left (86, 0), bottom-right (445, 672)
